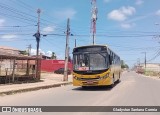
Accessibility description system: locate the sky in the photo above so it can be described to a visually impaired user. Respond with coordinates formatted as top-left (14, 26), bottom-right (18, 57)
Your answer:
top-left (0, 0), bottom-right (160, 67)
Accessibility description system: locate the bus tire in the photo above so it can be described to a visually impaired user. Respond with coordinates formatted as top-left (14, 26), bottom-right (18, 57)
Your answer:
top-left (117, 72), bottom-right (121, 83)
top-left (110, 75), bottom-right (115, 88)
top-left (117, 79), bottom-right (120, 83)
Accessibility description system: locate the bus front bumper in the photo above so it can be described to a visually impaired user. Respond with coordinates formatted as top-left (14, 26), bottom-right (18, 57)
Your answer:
top-left (73, 77), bottom-right (112, 86)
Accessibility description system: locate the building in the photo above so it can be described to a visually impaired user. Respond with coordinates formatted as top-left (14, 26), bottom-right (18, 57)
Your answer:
top-left (0, 46), bottom-right (39, 84)
top-left (0, 46), bottom-right (20, 55)
top-left (41, 60), bottom-right (72, 72)
top-left (140, 63), bottom-right (160, 72)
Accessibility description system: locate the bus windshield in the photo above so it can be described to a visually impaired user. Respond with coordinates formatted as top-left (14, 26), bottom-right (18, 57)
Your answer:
top-left (73, 52), bottom-right (109, 71)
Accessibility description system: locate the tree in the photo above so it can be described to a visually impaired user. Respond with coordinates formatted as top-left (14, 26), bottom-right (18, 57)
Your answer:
top-left (19, 50), bottom-right (28, 55)
top-left (51, 52), bottom-right (57, 59)
top-left (121, 60), bottom-right (129, 69)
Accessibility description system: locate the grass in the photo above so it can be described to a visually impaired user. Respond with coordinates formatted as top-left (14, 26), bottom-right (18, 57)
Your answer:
top-left (144, 70), bottom-right (160, 78)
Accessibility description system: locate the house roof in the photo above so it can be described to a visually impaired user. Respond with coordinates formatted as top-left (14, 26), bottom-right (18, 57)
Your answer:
top-left (0, 46), bottom-right (40, 60)
top-left (0, 54), bottom-right (38, 60)
top-left (0, 46), bottom-right (19, 51)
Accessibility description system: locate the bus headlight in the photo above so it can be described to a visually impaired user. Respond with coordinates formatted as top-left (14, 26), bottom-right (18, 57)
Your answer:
top-left (99, 73), bottom-right (110, 80)
top-left (73, 75), bottom-right (81, 80)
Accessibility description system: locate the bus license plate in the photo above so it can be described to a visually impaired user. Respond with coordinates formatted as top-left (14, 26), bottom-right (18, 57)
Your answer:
top-left (87, 81), bottom-right (94, 84)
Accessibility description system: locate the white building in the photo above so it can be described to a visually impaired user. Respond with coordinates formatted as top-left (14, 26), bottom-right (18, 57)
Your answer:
top-left (140, 63), bottom-right (160, 72)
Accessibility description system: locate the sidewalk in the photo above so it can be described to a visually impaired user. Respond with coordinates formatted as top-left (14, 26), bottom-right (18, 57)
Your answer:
top-left (0, 73), bottom-right (72, 95)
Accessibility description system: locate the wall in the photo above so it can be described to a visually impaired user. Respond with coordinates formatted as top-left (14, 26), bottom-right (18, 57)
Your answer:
top-left (141, 63), bottom-right (160, 72)
top-left (41, 60), bottom-right (72, 72)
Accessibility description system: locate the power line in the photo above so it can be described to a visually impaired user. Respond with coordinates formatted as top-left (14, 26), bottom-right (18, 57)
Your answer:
top-left (0, 25), bottom-right (37, 28)
top-left (0, 4), bottom-right (37, 22)
top-left (42, 33), bottom-right (158, 37)
top-left (0, 33), bottom-right (34, 35)
top-left (42, 33), bottom-right (65, 37)
top-left (42, 38), bottom-right (64, 50)
top-left (147, 49), bottom-right (160, 62)
top-left (72, 34), bottom-right (156, 37)
top-left (10, 0), bottom-right (66, 30)
top-left (15, 0), bottom-right (36, 12)
top-left (0, 3), bottom-right (50, 26)
top-left (0, 12), bottom-right (36, 25)
top-left (111, 45), bottom-right (160, 50)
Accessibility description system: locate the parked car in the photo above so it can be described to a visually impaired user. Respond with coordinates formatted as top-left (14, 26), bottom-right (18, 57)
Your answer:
top-left (54, 68), bottom-right (71, 75)
top-left (136, 68), bottom-right (144, 74)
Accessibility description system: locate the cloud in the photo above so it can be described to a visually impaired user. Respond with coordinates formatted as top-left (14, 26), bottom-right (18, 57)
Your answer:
top-left (53, 8), bottom-right (77, 20)
top-left (108, 6), bottom-right (136, 21)
top-left (104, 0), bottom-right (111, 3)
top-left (30, 49), bottom-right (36, 55)
top-left (108, 10), bottom-right (126, 21)
top-left (121, 23), bottom-right (135, 29)
top-left (121, 6), bottom-right (136, 15)
top-left (39, 49), bottom-right (45, 55)
top-left (46, 51), bottom-right (52, 57)
top-left (42, 26), bottom-right (55, 34)
top-left (156, 10), bottom-right (160, 16)
top-left (30, 49), bottom-right (53, 57)
top-left (121, 13), bottom-right (153, 29)
top-left (135, 0), bottom-right (144, 5)
top-left (0, 34), bottom-right (18, 41)
top-left (30, 49), bottom-right (45, 55)
top-left (0, 19), bottom-right (5, 26)
top-left (127, 14), bottom-right (152, 23)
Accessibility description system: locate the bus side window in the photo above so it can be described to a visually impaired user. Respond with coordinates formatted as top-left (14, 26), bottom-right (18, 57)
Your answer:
top-left (109, 55), bottom-right (112, 65)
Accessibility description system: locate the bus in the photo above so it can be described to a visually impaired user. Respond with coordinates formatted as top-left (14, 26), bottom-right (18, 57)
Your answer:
top-left (72, 45), bottom-right (121, 87)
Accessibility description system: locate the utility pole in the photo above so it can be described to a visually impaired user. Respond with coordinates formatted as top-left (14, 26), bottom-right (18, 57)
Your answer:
top-left (142, 52), bottom-right (146, 74)
top-left (27, 44), bottom-right (32, 56)
top-left (63, 18), bottom-right (70, 81)
top-left (75, 38), bottom-right (77, 47)
top-left (34, 9), bottom-right (41, 80)
top-left (91, 0), bottom-right (98, 45)
top-left (26, 44), bottom-right (31, 76)
top-left (142, 52), bottom-right (146, 68)
top-left (144, 52), bottom-right (147, 74)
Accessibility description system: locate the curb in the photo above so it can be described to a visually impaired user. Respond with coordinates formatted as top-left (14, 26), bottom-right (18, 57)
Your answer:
top-left (0, 82), bottom-right (72, 96)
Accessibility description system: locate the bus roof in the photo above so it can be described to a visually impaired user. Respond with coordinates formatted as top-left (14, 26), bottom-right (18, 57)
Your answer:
top-left (74, 44), bottom-right (108, 49)
top-left (73, 44), bottom-right (120, 58)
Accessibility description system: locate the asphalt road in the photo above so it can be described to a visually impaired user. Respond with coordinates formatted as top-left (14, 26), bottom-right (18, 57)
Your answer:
top-left (0, 71), bottom-right (160, 115)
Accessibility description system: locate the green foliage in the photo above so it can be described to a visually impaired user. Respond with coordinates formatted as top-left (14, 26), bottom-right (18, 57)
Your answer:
top-left (51, 52), bottom-right (57, 59)
top-left (19, 50), bottom-right (28, 55)
top-left (121, 60), bottom-right (129, 68)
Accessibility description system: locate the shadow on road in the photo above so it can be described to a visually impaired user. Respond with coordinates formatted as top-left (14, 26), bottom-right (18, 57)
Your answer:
top-left (72, 80), bottom-right (121, 91)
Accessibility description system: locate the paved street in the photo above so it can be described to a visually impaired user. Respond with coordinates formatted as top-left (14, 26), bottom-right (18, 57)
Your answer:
top-left (0, 71), bottom-right (160, 115)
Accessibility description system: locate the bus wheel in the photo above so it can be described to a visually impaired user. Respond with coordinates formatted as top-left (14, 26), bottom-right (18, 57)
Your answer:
top-left (117, 79), bottom-right (120, 83)
top-left (117, 73), bottom-right (121, 83)
top-left (110, 76), bottom-right (115, 88)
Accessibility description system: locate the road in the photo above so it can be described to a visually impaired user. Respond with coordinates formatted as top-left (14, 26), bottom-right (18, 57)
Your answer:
top-left (0, 71), bottom-right (160, 115)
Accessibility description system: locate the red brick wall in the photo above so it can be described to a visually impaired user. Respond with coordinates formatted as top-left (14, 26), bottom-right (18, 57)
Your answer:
top-left (41, 60), bottom-right (72, 72)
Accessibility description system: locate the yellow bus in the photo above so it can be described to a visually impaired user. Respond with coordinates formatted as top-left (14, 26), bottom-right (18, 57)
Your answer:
top-left (72, 45), bottom-right (121, 88)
